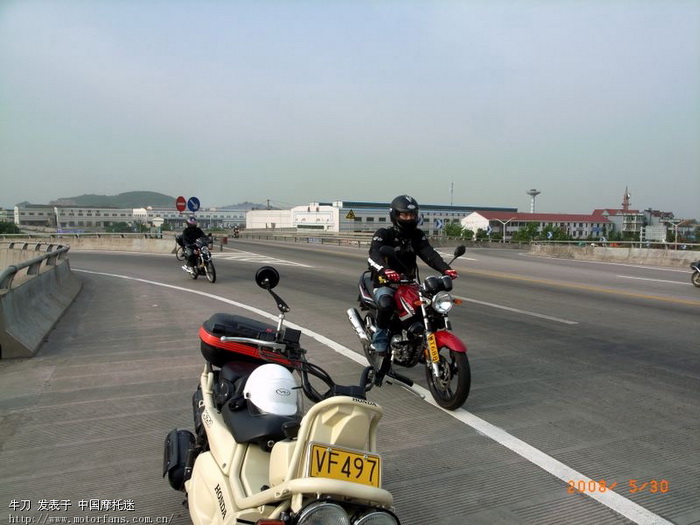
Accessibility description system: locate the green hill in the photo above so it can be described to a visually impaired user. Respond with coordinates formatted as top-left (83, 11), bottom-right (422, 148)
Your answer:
top-left (50, 191), bottom-right (176, 208)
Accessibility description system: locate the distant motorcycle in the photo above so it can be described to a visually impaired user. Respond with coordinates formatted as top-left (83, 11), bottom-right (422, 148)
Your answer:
top-left (348, 246), bottom-right (470, 410)
top-left (691, 260), bottom-right (700, 288)
top-left (183, 235), bottom-right (216, 283)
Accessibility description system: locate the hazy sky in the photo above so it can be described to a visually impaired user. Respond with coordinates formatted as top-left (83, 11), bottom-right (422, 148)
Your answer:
top-left (1, 1), bottom-right (699, 218)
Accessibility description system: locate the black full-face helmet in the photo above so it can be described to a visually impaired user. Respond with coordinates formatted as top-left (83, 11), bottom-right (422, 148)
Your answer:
top-left (389, 195), bottom-right (420, 232)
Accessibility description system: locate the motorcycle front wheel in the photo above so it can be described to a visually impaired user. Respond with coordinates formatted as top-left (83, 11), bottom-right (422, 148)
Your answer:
top-left (205, 261), bottom-right (216, 283)
top-left (692, 271), bottom-right (700, 288)
top-left (426, 347), bottom-right (471, 410)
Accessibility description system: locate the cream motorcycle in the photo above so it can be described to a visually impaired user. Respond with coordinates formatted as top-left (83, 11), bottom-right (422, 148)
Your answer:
top-left (163, 266), bottom-right (401, 525)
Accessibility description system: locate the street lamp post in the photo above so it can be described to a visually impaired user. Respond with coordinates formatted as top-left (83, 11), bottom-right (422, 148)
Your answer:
top-left (494, 218), bottom-right (515, 243)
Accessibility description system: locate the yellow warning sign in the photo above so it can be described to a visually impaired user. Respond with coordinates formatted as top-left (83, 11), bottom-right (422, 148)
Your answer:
top-left (346, 210), bottom-right (356, 219)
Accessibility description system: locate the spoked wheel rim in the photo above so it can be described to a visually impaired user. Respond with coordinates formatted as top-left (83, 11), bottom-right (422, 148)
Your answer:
top-left (425, 347), bottom-right (471, 410)
top-left (205, 261), bottom-right (216, 283)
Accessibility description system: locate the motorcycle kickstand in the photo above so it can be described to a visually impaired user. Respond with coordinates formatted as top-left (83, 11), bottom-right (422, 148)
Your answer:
top-left (385, 370), bottom-right (426, 400)
top-left (386, 379), bottom-right (426, 400)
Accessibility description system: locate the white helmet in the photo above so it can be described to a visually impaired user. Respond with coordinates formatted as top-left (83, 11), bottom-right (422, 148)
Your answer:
top-left (243, 364), bottom-right (300, 416)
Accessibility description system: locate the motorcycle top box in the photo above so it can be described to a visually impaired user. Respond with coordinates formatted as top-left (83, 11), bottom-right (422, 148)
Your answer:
top-left (199, 312), bottom-right (302, 368)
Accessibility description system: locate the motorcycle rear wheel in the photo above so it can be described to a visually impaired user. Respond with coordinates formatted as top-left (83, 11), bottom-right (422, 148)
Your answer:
top-left (175, 245), bottom-right (185, 261)
top-left (205, 261), bottom-right (216, 283)
top-left (426, 347), bottom-right (470, 410)
top-left (692, 271), bottom-right (700, 288)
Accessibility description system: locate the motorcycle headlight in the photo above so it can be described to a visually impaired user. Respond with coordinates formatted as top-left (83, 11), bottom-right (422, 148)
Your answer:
top-left (355, 509), bottom-right (401, 525)
top-left (297, 502), bottom-right (350, 525)
top-left (432, 291), bottom-right (453, 314)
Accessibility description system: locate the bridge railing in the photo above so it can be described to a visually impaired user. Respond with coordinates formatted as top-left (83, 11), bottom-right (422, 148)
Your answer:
top-left (0, 242), bottom-right (71, 290)
top-left (0, 242), bottom-right (81, 358)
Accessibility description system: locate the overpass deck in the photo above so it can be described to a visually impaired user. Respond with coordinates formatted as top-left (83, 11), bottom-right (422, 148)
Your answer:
top-left (1, 255), bottom-right (694, 525)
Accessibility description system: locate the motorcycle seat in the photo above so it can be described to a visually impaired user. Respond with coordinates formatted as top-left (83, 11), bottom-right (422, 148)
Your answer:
top-left (214, 361), bottom-right (260, 408)
top-left (359, 271), bottom-right (375, 306)
top-left (361, 271), bottom-right (374, 292)
top-left (222, 400), bottom-right (301, 452)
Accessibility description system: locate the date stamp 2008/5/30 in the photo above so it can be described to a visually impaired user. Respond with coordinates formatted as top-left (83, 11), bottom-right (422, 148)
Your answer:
top-left (567, 479), bottom-right (670, 495)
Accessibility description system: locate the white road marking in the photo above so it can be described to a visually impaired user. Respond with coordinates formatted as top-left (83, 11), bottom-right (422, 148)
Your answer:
top-left (617, 275), bottom-right (687, 285)
top-left (437, 251), bottom-right (477, 262)
top-left (456, 296), bottom-right (579, 325)
top-left (218, 250), bottom-right (312, 267)
top-left (76, 268), bottom-right (671, 525)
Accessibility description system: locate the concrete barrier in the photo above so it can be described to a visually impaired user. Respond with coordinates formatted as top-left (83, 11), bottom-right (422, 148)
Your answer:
top-left (0, 245), bottom-right (82, 359)
top-left (529, 243), bottom-right (698, 267)
top-left (58, 236), bottom-right (175, 253)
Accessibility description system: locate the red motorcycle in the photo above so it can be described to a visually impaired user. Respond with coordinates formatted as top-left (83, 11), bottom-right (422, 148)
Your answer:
top-left (347, 246), bottom-right (470, 410)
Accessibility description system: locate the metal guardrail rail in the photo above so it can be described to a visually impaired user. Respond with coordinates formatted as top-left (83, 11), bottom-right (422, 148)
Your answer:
top-left (0, 242), bottom-right (71, 290)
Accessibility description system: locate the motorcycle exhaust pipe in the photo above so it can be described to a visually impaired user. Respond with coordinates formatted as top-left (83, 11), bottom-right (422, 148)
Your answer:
top-left (347, 308), bottom-right (370, 344)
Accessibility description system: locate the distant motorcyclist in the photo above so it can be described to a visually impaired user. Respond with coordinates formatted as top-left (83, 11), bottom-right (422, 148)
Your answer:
top-left (367, 195), bottom-right (458, 353)
top-left (181, 215), bottom-right (207, 272)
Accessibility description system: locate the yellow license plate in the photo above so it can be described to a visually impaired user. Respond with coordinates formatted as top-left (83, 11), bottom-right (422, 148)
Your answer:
top-left (308, 443), bottom-right (381, 488)
top-left (426, 333), bottom-right (439, 362)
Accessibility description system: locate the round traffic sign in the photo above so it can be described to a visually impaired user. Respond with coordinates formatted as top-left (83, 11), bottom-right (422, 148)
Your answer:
top-left (187, 197), bottom-right (201, 212)
top-left (175, 196), bottom-right (186, 212)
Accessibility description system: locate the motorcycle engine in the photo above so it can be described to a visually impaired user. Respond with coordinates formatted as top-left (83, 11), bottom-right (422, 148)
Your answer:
top-left (390, 323), bottom-right (424, 367)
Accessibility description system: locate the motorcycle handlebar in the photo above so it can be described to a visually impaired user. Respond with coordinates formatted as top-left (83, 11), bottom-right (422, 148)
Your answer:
top-left (294, 359), bottom-right (374, 403)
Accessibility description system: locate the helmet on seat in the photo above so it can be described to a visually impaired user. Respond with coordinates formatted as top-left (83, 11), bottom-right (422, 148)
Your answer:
top-left (390, 195), bottom-right (420, 232)
top-left (243, 364), bottom-right (300, 416)
top-left (186, 215), bottom-right (197, 227)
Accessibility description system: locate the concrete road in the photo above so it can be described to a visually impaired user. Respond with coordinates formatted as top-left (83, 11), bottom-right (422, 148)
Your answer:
top-left (1, 241), bottom-right (698, 525)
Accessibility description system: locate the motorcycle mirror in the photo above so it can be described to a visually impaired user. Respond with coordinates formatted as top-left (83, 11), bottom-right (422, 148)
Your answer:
top-left (255, 266), bottom-right (280, 290)
top-left (454, 245), bottom-right (466, 258)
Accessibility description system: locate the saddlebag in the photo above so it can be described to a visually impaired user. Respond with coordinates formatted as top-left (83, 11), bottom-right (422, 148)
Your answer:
top-left (199, 313), bottom-right (301, 367)
top-left (163, 429), bottom-right (195, 491)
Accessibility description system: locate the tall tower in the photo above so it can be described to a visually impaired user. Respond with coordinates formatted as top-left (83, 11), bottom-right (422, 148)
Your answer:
top-left (526, 189), bottom-right (541, 213)
top-left (621, 187), bottom-right (631, 212)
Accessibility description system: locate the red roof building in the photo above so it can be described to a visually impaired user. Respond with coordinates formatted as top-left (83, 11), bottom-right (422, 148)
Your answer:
top-left (462, 211), bottom-right (612, 241)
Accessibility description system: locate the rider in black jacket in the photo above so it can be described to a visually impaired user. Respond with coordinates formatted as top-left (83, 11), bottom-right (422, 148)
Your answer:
top-left (367, 195), bottom-right (458, 353)
top-left (181, 215), bottom-right (207, 272)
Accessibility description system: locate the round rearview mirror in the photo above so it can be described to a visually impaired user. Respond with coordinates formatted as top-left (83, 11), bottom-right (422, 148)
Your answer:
top-left (255, 266), bottom-right (280, 290)
top-left (454, 245), bottom-right (466, 257)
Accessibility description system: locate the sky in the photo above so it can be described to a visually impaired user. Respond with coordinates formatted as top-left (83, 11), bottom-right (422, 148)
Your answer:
top-left (1, 1), bottom-right (699, 219)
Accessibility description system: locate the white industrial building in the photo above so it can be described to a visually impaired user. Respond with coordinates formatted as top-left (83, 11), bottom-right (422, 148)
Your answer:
top-left (11, 204), bottom-right (246, 231)
top-left (247, 201), bottom-right (517, 236)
